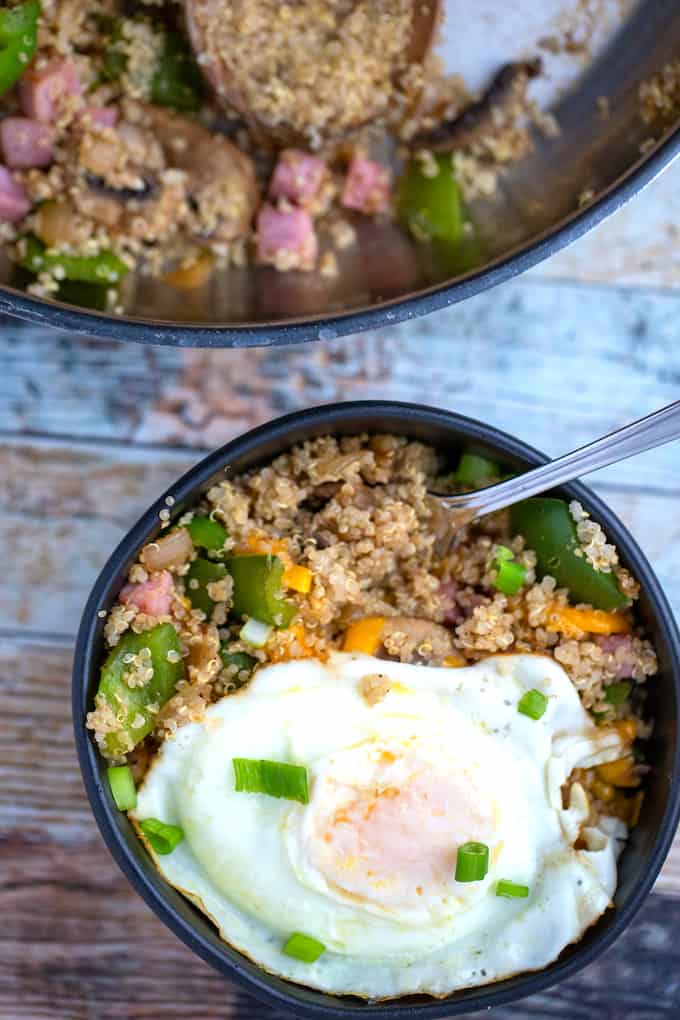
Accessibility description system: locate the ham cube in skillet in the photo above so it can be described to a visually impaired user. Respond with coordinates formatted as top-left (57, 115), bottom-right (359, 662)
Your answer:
top-left (119, 571), bottom-right (174, 618)
top-left (0, 117), bottom-right (53, 168)
top-left (79, 105), bottom-right (119, 129)
top-left (256, 203), bottom-right (318, 270)
top-left (19, 59), bottom-right (82, 123)
top-left (269, 149), bottom-right (327, 206)
top-left (0, 166), bottom-right (31, 221)
top-left (341, 156), bottom-right (391, 214)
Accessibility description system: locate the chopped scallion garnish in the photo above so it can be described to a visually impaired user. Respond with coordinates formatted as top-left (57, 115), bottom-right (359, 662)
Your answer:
top-left (496, 879), bottom-right (529, 898)
top-left (455, 841), bottom-right (489, 882)
top-left (604, 681), bottom-right (632, 706)
top-left (517, 689), bottom-right (548, 720)
top-left (283, 932), bottom-right (325, 963)
top-left (492, 545), bottom-right (526, 595)
top-left (139, 818), bottom-right (184, 854)
top-left (233, 758), bottom-right (309, 804)
top-left (239, 618), bottom-right (273, 648)
top-left (107, 765), bottom-right (137, 811)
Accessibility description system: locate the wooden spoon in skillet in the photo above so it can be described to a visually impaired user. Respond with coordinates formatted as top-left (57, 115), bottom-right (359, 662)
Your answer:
top-left (184, 0), bottom-right (442, 143)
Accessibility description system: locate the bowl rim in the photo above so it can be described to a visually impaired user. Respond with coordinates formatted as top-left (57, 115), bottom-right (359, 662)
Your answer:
top-left (73, 400), bottom-right (680, 1017)
top-left (6, 128), bottom-right (680, 348)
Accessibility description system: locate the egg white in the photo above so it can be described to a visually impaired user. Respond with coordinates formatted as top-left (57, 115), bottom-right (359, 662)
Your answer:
top-left (132, 652), bottom-right (627, 998)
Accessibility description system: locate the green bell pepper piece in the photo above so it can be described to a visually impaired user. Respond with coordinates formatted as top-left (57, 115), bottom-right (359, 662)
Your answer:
top-left (398, 155), bottom-right (462, 244)
top-left (0, 0), bottom-right (39, 97)
top-left (57, 279), bottom-right (111, 311)
top-left (220, 648), bottom-right (257, 674)
top-left (185, 557), bottom-right (228, 615)
top-left (20, 234), bottom-right (129, 284)
top-left (455, 451), bottom-right (500, 486)
top-left (187, 515), bottom-right (228, 552)
top-left (225, 554), bottom-right (296, 628)
top-left (94, 623), bottom-right (184, 758)
top-left (511, 498), bottom-right (628, 611)
top-left (151, 32), bottom-right (203, 112)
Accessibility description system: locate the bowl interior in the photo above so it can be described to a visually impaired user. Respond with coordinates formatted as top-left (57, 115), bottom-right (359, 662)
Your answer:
top-left (5, 1), bottom-right (680, 341)
top-left (74, 403), bottom-right (680, 1018)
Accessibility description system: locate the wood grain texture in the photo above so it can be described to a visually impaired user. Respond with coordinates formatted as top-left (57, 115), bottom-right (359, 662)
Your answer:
top-left (3, 225), bottom-right (680, 1016)
top-left (2, 639), bottom-right (679, 1020)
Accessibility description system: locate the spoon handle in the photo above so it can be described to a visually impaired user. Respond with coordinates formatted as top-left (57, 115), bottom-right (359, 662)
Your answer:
top-left (442, 400), bottom-right (680, 518)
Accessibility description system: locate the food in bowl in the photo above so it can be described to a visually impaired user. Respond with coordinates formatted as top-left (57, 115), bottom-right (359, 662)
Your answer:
top-left (86, 433), bottom-right (658, 998)
top-left (0, 1), bottom-right (548, 312)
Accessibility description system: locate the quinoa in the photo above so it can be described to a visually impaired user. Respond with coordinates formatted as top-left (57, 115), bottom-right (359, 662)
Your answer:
top-left (89, 432), bottom-right (657, 837)
top-left (3, 1), bottom-right (556, 308)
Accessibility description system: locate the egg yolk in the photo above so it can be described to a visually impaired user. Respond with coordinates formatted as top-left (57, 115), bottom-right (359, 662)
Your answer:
top-left (307, 748), bottom-right (496, 913)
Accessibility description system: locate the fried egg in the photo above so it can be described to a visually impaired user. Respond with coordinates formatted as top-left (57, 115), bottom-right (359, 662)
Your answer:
top-left (132, 652), bottom-right (627, 998)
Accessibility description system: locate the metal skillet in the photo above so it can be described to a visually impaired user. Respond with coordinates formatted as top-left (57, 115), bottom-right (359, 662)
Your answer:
top-left (0, 0), bottom-right (678, 345)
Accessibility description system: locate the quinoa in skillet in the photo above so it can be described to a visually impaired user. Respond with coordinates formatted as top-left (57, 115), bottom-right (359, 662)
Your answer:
top-left (0, 0), bottom-right (547, 310)
top-left (89, 434), bottom-right (656, 830)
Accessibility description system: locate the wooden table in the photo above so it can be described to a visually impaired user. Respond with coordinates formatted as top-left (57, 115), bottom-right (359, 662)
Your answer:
top-left (2, 163), bottom-right (680, 1019)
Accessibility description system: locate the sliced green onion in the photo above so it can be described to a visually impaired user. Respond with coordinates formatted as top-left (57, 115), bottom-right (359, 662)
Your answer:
top-left (518, 689), bottom-right (548, 720)
top-left (495, 559), bottom-right (527, 596)
top-left (233, 758), bottom-right (309, 804)
top-left (455, 841), bottom-right (489, 882)
top-left (239, 618), bottom-right (272, 648)
top-left (283, 932), bottom-right (326, 963)
top-left (491, 545), bottom-right (526, 595)
top-left (455, 452), bottom-right (499, 486)
top-left (139, 818), bottom-right (184, 855)
top-left (107, 765), bottom-right (137, 811)
top-left (604, 681), bottom-right (632, 706)
top-left (496, 879), bottom-right (529, 898)
top-left (187, 515), bottom-right (228, 552)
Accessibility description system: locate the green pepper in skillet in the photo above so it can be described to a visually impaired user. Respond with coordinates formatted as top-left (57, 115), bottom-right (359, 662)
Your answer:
top-left (398, 154), bottom-right (463, 244)
top-left (94, 623), bottom-right (184, 758)
top-left (151, 31), bottom-right (203, 112)
top-left (511, 498), bottom-right (629, 611)
top-left (19, 234), bottom-right (129, 285)
top-left (0, 0), bottom-right (40, 97)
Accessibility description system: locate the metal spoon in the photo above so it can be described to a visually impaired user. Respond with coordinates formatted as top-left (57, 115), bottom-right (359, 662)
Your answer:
top-left (432, 400), bottom-right (680, 525)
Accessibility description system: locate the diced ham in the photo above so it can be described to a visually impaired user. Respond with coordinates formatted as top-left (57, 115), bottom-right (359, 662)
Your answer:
top-left (341, 156), bottom-right (391, 215)
top-left (0, 166), bottom-right (31, 221)
top-left (79, 105), bottom-right (119, 129)
top-left (19, 59), bottom-right (82, 123)
top-left (119, 570), bottom-right (174, 618)
top-left (269, 149), bottom-right (327, 206)
top-left (0, 117), bottom-right (53, 168)
top-left (596, 634), bottom-right (636, 679)
top-left (438, 580), bottom-right (463, 625)
top-left (256, 203), bottom-right (318, 269)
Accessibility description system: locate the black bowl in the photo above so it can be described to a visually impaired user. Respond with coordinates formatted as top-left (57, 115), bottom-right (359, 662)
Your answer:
top-left (73, 401), bottom-right (680, 1017)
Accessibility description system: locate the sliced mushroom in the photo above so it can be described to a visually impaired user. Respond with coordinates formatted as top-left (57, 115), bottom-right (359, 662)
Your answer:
top-left (141, 105), bottom-right (259, 242)
top-left (68, 118), bottom-right (188, 241)
top-left (413, 58), bottom-right (542, 153)
top-left (381, 615), bottom-right (455, 665)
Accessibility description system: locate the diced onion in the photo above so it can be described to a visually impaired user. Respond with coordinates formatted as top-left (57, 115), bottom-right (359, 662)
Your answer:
top-left (141, 527), bottom-right (193, 571)
top-left (239, 618), bottom-right (272, 647)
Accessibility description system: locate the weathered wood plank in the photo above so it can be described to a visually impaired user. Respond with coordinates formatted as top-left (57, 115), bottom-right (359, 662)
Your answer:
top-left (531, 161), bottom-right (680, 290)
top-left (1, 640), bottom-right (679, 1019)
top-left (1, 276), bottom-right (679, 490)
top-left (1, 437), bottom-right (679, 638)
